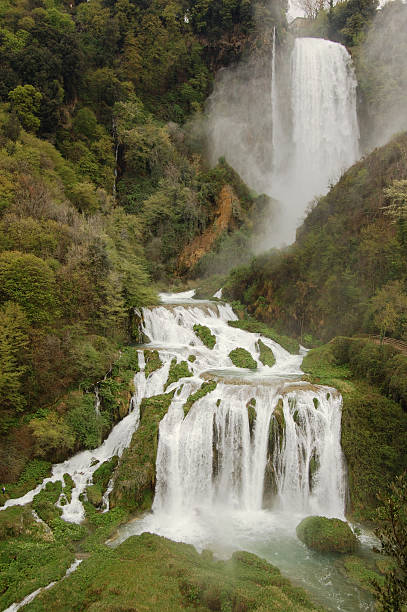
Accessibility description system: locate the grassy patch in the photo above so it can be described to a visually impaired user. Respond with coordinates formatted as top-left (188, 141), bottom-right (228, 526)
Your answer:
top-left (23, 533), bottom-right (323, 611)
top-left (229, 347), bottom-right (257, 369)
top-left (297, 516), bottom-right (358, 553)
top-left (337, 555), bottom-right (384, 594)
top-left (193, 324), bottom-right (216, 349)
top-left (0, 459), bottom-right (52, 504)
top-left (258, 339), bottom-right (276, 367)
top-left (183, 381), bottom-right (217, 416)
top-left (164, 358), bottom-right (193, 390)
top-left (228, 319), bottom-right (299, 354)
top-left (110, 393), bottom-right (173, 512)
top-left (193, 275), bottom-right (226, 300)
top-left (144, 349), bottom-right (163, 377)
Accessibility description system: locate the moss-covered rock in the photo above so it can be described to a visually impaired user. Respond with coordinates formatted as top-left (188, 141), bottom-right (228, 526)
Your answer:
top-left (92, 457), bottom-right (118, 492)
top-left (193, 324), bottom-right (216, 349)
top-left (229, 347), bottom-right (257, 369)
top-left (110, 393), bottom-right (173, 512)
top-left (296, 516), bottom-right (358, 553)
top-left (227, 319), bottom-right (300, 354)
top-left (164, 358), bottom-right (193, 390)
top-left (184, 381), bottom-right (217, 416)
top-left (144, 349), bottom-right (163, 377)
top-left (86, 484), bottom-right (103, 507)
top-left (247, 397), bottom-right (257, 434)
top-left (258, 339), bottom-right (276, 367)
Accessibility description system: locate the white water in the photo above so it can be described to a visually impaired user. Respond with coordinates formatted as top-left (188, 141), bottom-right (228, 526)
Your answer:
top-left (271, 37), bottom-right (359, 245)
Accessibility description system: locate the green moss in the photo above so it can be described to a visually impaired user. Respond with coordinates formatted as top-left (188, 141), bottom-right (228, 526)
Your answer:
top-left (86, 484), bottom-right (103, 507)
top-left (23, 533), bottom-right (322, 611)
top-left (228, 319), bottom-right (299, 354)
top-left (188, 354), bottom-right (196, 362)
top-left (193, 324), bottom-right (216, 349)
top-left (183, 381), bottom-right (217, 416)
top-left (110, 393), bottom-right (174, 513)
top-left (32, 481), bottom-right (63, 524)
top-left (338, 555), bottom-right (384, 594)
top-left (0, 505), bottom-right (37, 540)
top-left (229, 347), bottom-right (257, 369)
top-left (92, 457), bottom-right (118, 492)
top-left (62, 473), bottom-right (74, 504)
top-left (258, 339), bottom-right (276, 367)
top-left (296, 516), bottom-right (358, 553)
top-left (144, 349), bottom-right (163, 377)
top-left (164, 358), bottom-right (193, 390)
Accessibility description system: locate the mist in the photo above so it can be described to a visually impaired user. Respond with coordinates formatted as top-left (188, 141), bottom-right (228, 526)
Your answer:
top-left (359, 0), bottom-right (407, 152)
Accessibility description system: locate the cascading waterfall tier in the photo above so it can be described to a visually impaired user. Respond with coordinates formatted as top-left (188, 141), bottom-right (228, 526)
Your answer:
top-left (1, 292), bottom-right (346, 530)
top-left (138, 295), bottom-right (347, 530)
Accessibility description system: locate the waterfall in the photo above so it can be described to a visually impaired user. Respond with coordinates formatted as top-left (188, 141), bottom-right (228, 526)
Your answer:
top-left (270, 37), bottom-right (359, 244)
top-left (206, 35), bottom-right (360, 248)
top-left (130, 297), bottom-right (347, 547)
top-left (289, 37), bottom-right (359, 201)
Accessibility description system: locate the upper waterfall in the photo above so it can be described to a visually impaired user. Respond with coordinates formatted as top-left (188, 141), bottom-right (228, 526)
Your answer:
top-left (205, 35), bottom-right (360, 248)
top-left (271, 37), bottom-right (359, 244)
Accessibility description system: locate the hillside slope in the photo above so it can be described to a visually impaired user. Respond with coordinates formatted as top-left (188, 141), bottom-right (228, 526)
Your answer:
top-left (225, 131), bottom-right (407, 343)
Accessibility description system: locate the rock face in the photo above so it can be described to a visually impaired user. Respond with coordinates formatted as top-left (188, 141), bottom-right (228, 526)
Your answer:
top-left (296, 516), bottom-right (358, 553)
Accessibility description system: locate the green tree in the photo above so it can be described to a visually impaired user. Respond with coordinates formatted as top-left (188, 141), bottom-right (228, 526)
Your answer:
top-left (0, 302), bottom-right (29, 414)
top-left (0, 251), bottom-right (58, 325)
top-left (373, 473), bottom-right (407, 611)
top-left (370, 281), bottom-right (407, 342)
top-left (8, 85), bottom-right (42, 133)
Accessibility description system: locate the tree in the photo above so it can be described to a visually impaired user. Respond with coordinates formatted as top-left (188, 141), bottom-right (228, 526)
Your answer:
top-left (373, 473), bottom-right (407, 611)
top-left (8, 85), bottom-right (42, 133)
top-left (0, 251), bottom-right (58, 325)
top-left (296, 0), bottom-right (327, 20)
top-left (370, 281), bottom-right (407, 342)
top-left (0, 302), bottom-right (29, 414)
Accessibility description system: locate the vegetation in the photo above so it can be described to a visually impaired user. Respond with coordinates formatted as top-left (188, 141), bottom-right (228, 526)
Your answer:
top-left (110, 393), bottom-right (174, 512)
top-left (144, 350), bottom-right (163, 378)
top-left (258, 339), bottom-right (276, 367)
top-left (183, 381), bottom-right (217, 416)
top-left (21, 533), bottom-right (323, 611)
top-left (303, 338), bottom-right (407, 519)
top-left (373, 473), bottom-right (407, 611)
top-left (165, 358), bottom-right (193, 390)
top-left (228, 319), bottom-right (299, 353)
top-left (229, 347), bottom-right (258, 369)
top-left (224, 132), bottom-right (407, 344)
top-left (193, 323), bottom-right (216, 349)
top-left (296, 516), bottom-right (358, 553)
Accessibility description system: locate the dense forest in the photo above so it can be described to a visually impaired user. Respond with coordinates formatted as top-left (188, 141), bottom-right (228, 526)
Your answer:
top-left (0, 0), bottom-right (284, 480)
